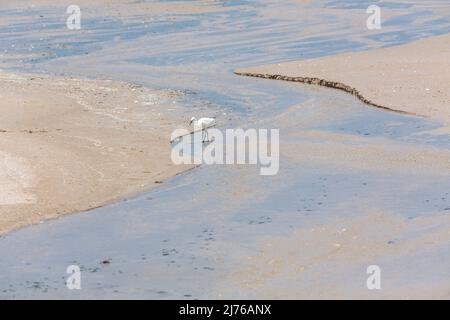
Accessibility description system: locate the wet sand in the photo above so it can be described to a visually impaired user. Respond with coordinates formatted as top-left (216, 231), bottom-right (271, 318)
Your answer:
top-left (231, 32), bottom-right (450, 298)
top-left (0, 72), bottom-right (191, 234)
top-left (1, 82), bottom-right (448, 299)
top-left (214, 212), bottom-right (450, 299)
top-left (236, 33), bottom-right (450, 124)
top-left (0, 0), bottom-right (449, 299)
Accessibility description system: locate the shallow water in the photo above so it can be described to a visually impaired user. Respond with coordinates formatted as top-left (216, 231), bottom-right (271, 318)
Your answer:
top-left (0, 0), bottom-right (449, 298)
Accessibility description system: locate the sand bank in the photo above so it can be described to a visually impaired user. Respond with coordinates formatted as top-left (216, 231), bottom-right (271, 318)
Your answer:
top-left (0, 72), bottom-right (191, 234)
top-left (236, 33), bottom-right (450, 124)
top-left (214, 212), bottom-right (450, 299)
top-left (1, 0), bottom-right (224, 18)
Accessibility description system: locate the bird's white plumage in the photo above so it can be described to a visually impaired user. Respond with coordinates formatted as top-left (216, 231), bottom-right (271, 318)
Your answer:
top-left (189, 117), bottom-right (216, 129)
top-left (189, 117), bottom-right (216, 142)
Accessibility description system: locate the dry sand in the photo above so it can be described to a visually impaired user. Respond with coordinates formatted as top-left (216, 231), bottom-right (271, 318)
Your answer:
top-left (236, 33), bottom-right (450, 125)
top-left (0, 0), bottom-right (224, 18)
top-left (0, 72), bottom-right (191, 234)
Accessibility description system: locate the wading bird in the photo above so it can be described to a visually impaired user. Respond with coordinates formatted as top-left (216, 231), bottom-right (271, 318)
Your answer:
top-left (189, 117), bottom-right (216, 142)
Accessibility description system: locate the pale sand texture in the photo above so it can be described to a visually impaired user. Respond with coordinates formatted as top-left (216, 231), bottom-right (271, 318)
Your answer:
top-left (0, 0), bottom-right (224, 17)
top-left (0, 72), bottom-right (191, 234)
top-left (214, 212), bottom-right (450, 299)
top-left (236, 33), bottom-right (450, 124)
top-left (0, 151), bottom-right (36, 205)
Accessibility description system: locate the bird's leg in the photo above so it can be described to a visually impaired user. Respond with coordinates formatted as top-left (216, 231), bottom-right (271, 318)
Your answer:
top-left (202, 129), bottom-right (206, 142)
top-left (205, 129), bottom-right (209, 142)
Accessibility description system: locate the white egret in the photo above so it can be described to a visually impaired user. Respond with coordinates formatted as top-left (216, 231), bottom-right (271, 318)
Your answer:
top-left (189, 117), bottom-right (216, 142)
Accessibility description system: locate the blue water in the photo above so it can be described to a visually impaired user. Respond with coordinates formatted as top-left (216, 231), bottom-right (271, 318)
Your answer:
top-left (0, 0), bottom-right (449, 299)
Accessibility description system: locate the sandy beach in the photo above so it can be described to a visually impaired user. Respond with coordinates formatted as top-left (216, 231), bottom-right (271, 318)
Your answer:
top-left (0, 0), bottom-right (449, 300)
top-left (236, 33), bottom-right (450, 125)
top-left (229, 32), bottom-right (450, 299)
top-left (0, 72), bottom-right (191, 234)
